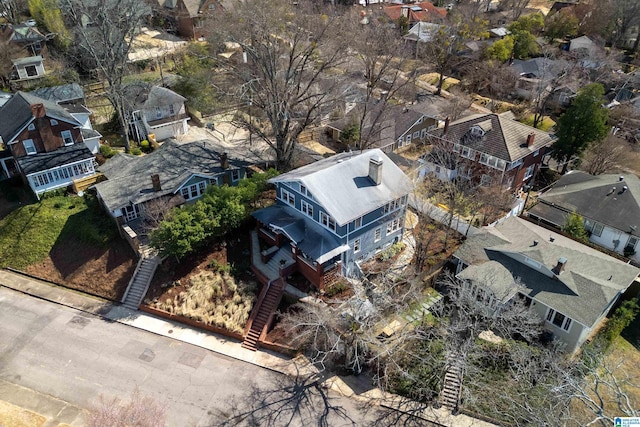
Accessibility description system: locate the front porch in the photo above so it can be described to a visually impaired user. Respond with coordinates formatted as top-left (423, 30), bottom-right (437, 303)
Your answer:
top-left (251, 204), bottom-right (348, 292)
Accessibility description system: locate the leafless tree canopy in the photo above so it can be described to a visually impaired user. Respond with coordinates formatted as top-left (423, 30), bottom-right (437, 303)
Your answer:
top-left (210, 0), bottom-right (349, 170)
top-left (0, 0), bottom-right (26, 24)
top-left (581, 135), bottom-right (625, 175)
top-left (88, 388), bottom-right (167, 427)
top-left (61, 0), bottom-right (151, 152)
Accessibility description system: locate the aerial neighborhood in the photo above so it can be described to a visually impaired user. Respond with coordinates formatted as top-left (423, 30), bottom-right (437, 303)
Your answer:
top-left (0, 0), bottom-right (639, 424)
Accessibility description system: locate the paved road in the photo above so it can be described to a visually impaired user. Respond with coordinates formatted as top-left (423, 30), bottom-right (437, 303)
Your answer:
top-left (0, 287), bottom-right (375, 426)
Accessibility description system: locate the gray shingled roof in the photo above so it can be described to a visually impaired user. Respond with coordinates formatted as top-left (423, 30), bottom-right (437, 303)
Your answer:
top-left (95, 139), bottom-right (247, 212)
top-left (434, 112), bottom-right (553, 162)
top-left (454, 216), bottom-right (639, 327)
top-left (31, 83), bottom-right (85, 104)
top-left (528, 171), bottom-right (640, 237)
top-left (269, 149), bottom-right (413, 226)
top-left (0, 91), bottom-right (82, 144)
top-left (17, 143), bottom-right (94, 175)
top-left (122, 83), bottom-right (186, 113)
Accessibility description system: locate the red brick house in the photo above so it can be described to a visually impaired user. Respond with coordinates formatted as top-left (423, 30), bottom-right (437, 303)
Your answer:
top-left (383, 2), bottom-right (447, 26)
top-left (418, 111), bottom-right (553, 191)
top-left (154, 0), bottom-right (221, 40)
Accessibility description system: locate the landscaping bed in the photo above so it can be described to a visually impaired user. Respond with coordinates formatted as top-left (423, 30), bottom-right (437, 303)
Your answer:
top-left (144, 226), bottom-right (259, 334)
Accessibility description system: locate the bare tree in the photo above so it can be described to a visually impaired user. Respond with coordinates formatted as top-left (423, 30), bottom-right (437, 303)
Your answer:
top-left (61, 0), bottom-right (151, 152)
top-left (0, 0), bottom-right (26, 24)
top-left (0, 43), bottom-right (23, 89)
top-left (211, 0), bottom-right (348, 170)
top-left (88, 387), bottom-right (167, 427)
top-left (498, 0), bottom-right (531, 19)
top-left (581, 135), bottom-right (625, 175)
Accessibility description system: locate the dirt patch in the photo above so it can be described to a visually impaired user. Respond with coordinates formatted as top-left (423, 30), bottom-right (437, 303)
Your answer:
top-left (0, 401), bottom-right (46, 427)
top-left (24, 238), bottom-right (137, 301)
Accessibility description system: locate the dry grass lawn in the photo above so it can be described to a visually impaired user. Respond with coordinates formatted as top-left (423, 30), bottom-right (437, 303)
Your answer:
top-left (0, 401), bottom-right (46, 427)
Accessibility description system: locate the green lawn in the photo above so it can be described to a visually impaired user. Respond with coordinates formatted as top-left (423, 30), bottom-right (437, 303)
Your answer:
top-left (519, 114), bottom-right (556, 132)
top-left (0, 195), bottom-right (118, 270)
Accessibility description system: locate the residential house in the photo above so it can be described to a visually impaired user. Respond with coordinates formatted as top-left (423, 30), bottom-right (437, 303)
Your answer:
top-left (94, 139), bottom-right (247, 225)
top-left (154, 0), bottom-right (221, 40)
top-left (123, 82), bottom-right (189, 142)
top-left (569, 35), bottom-right (597, 56)
top-left (326, 104), bottom-right (440, 153)
top-left (1, 23), bottom-right (49, 81)
top-left (527, 171), bottom-right (640, 264)
top-left (31, 83), bottom-right (102, 154)
top-left (403, 21), bottom-right (442, 44)
top-left (0, 91), bottom-right (98, 196)
top-left (418, 111), bottom-right (553, 191)
top-left (453, 215), bottom-right (639, 353)
top-left (252, 149), bottom-right (413, 290)
top-left (510, 57), bottom-right (570, 100)
top-left (383, 2), bottom-right (447, 26)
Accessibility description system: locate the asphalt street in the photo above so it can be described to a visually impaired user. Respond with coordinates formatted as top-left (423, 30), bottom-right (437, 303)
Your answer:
top-left (0, 286), bottom-right (376, 426)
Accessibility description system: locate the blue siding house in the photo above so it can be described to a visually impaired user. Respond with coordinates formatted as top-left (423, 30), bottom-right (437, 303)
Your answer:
top-left (252, 149), bottom-right (413, 290)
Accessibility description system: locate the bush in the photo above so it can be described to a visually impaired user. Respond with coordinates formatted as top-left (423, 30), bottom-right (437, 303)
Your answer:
top-left (599, 299), bottom-right (639, 349)
top-left (208, 258), bottom-right (231, 273)
top-left (140, 140), bottom-right (150, 152)
top-left (99, 144), bottom-right (115, 158)
top-left (130, 147), bottom-right (142, 155)
top-left (325, 281), bottom-right (349, 297)
top-left (377, 242), bottom-right (406, 262)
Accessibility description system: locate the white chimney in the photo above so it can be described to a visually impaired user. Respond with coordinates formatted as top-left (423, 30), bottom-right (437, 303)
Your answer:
top-left (368, 156), bottom-right (383, 186)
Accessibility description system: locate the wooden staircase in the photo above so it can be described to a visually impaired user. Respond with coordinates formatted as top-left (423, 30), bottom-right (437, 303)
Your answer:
top-left (121, 255), bottom-right (160, 310)
top-left (440, 353), bottom-right (464, 411)
top-left (241, 278), bottom-right (285, 351)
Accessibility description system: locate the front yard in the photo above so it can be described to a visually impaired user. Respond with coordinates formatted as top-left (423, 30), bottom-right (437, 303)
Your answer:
top-left (0, 194), bottom-right (137, 300)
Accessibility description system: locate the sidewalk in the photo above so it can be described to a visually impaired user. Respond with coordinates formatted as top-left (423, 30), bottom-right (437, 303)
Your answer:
top-left (0, 269), bottom-right (495, 427)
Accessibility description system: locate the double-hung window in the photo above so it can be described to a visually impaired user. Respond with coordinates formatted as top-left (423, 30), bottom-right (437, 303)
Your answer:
top-left (353, 239), bottom-right (361, 253)
top-left (231, 170), bottom-right (240, 181)
top-left (23, 139), bottom-right (36, 155)
top-left (301, 200), bottom-right (313, 218)
top-left (546, 308), bottom-right (572, 332)
top-left (281, 189), bottom-right (295, 206)
top-left (523, 164), bottom-right (535, 180)
top-left (320, 212), bottom-right (336, 231)
top-left (374, 228), bottom-right (381, 242)
top-left (61, 130), bottom-right (74, 145)
top-left (354, 217), bottom-right (362, 229)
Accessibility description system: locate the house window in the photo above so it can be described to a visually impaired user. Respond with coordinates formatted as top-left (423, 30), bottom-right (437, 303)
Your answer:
top-left (412, 131), bottom-right (420, 139)
top-left (509, 159), bottom-right (523, 170)
top-left (301, 200), bottom-right (313, 218)
top-left (231, 170), bottom-right (240, 181)
top-left (208, 3), bottom-right (215, 9)
top-left (435, 166), bottom-right (441, 173)
top-left (181, 181), bottom-right (207, 200)
top-left (421, 128), bottom-right (427, 139)
top-left (523, 164), bottom-right (535, 180)
top-left (155, 106), bottom-right (162, 119)
top-left (589, 222), bottom-right (604, 237)
top-left (545, 308), bottom-right (572, 332)
top-left (61, 130), bottom-right (74, 145)
top-left (397, 137), bottom-right (404, 147)
top-left (198, 181), bottom-right (206, 193)
top-left (25, 65), bottom-right (37, 77)
top-left (383, 199), bottom-right (400, 214)
top-left (354, 217), bottom-right (362, 229)
top-left (320, 212), bottom-right (336, 231)
top-left (387, 218), bottom-right (401, 234)
top-left (353, 239), bottom-right (361, 253)
top-left (168, 104), bottom-right (175, 115)
top-left (406, 134), bottom-right (411, 145)
top-left (195, 19), bottom-right (204, 28)
top-left (453, 144), bottom-right (461, 153)
top-left (281, 188), bottom-right (295, 206)
top-left (28, 123), bottom-right (35, 131)
top-left (123, 205), bottom-right (138, 222)
top-left (374, 227), bottom-right (381, 242)
top-left (627, 236), bottom-right (638, 250)
top-left (461, 147), bottom-right (474, 159)
top-left (50, 119), bottom-right (58, 126)
top-left (533, 149), bottom-right (540, 157)
top-left (417, 117), bottom-right (423, 124)
top-left (23, 139), bottom-right (36, 155)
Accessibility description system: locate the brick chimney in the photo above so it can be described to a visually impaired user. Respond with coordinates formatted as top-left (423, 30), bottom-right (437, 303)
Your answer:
top-left (553, 257), bottom-right (567, 275)
top-left (151, 174), bottom-right (161, 192)
top-left (31, 103), bottom-right (45, 118)
top-left (368, 156), bottom-right (383, 186)
top-left (526, 132), bottom-right (535, 147)
top-left (220, 152), bottom-right (229, 169)
top-left (443, 116), bottom-right (450, 135)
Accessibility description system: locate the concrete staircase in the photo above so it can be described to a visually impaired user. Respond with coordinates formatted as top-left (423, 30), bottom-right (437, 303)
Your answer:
top-left (242, 278), bottom-right (285, 351)
top-left (440, 353), bottom-right (464, 411)
top-left (121, 255), bottom-right (160, 310)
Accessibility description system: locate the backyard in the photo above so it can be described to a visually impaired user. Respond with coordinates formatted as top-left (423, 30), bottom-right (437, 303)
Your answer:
top-left (0, 193), bottom-right (137, 300)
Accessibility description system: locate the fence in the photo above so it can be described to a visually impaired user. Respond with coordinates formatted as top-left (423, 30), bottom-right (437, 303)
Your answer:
top-left (72, 173), bottom-right (105, 193)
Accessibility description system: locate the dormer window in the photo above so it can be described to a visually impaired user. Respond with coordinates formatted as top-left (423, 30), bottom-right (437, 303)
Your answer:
top-left (28, 123), bottom-right (35, 131)
top-left (50, 119), bottom-right (58, 126)
top-left (470, 126), bottom-right (485, 137)
top-left (61, 130), bottom-right (74, 145)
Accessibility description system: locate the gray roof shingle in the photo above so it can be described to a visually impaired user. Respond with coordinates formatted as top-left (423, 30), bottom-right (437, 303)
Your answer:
top-left (434, 112), bottom-right (553, 162)
top-left (269, 149), bottom-right (413, 226)
top-left (17, 143), bottom-right (94, 175)
top-left (95, 139), bottom-right (247, 212)
top-left (454, 216), bottom-right (639, 327)
top-left (529, 171), bottom-right (640, 236)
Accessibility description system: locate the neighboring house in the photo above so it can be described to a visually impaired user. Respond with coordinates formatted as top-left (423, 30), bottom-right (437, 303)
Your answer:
top-left (154, 0), bottom-right (221, 40)
top-left (94, 139), bottom-right (247, 224)
top-left (510, 58), bottom-right (570, 100)
top-left (403, 22), bottom-right (442, 43)
top-left (383, 2), bottom-right (447, 26)
top-left (545, 85), bottom-right (576, 113)
top-left (11, 56), bottom-right (45, 80)
top-left (0, 23), bottom-right (47, 56)
top-left (569, 35), bottom-right (597, 56)
top-left (419, 112), bottom-right (553, 191)
top-left (1, 24), bottom-right (51, 81)
top-left (326, 104), bottom-right (440, 153)
top-left (123, 82), bottom-right (189, 142)
top-left (0, 91), bottom-right (98, 197)
top-left (252, 149), bottom-right (413, 290)
top-left (527, 171), bottom-right (640, 264)
top-left (32, 83), bottom-right (102, 154)
top-left (453, 215), bottom-right (639, 353)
